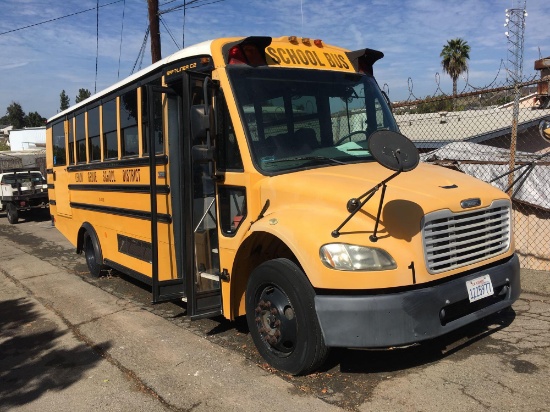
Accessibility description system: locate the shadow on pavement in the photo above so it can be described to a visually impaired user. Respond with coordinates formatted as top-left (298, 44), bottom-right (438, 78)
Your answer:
top-left (0, 297), bottom-right (109, 409)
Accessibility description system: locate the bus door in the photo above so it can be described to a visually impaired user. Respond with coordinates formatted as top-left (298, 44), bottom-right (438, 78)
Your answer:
top-left (183, 73), bottom-right (222, 319)
top-left (146, 84), bottom-right (186, 303)
top-left (51, 119), bottom-right (72, 217)
top-left (162, 72), bottom-right (221, 319)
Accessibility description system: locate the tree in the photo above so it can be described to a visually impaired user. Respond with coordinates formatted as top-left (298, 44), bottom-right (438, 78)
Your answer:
top-left (440, 38), bottom-right (471, 98)
top-left (412, 95), bottom-right (454, 114)
top-left (5, 102), bottom-right (26, 129)
top-left (25, 111), bottom-right (47, 127)
top-left (60, 90), bottom-right (70, 111)
top-left (1, 103), bottom-right (46, 129)
top-left (75, 88), bottom-right (92, 104)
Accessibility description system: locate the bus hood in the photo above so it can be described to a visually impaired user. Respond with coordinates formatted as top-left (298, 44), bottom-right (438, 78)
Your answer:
top-left (260, 162), bottom-right (509, 223)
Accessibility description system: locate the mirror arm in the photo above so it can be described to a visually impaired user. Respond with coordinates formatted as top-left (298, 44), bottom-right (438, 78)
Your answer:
top-left (331, 167), bottom-right (403, 239)
top-left (369, 183), bottom-right (387, 242)
top-left (331, 130), bottom-right (416, 238)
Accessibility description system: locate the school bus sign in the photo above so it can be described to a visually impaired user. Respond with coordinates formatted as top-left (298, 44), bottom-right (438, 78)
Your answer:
top-left (265, 43), bottom-right (353, 71)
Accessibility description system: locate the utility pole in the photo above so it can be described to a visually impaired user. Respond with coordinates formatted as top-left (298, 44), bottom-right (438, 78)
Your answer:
top-left (148, 0), bottom-right (162, 63)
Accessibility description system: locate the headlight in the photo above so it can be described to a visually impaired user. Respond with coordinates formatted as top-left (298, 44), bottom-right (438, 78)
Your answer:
top-left (320, 243), bottom-right (397, 271)
top-left (540, 119), bottom-right (550, 143)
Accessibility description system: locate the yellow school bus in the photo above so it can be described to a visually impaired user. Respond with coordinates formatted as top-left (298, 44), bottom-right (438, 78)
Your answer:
top-left (46, 36), bottom-right (520, 375)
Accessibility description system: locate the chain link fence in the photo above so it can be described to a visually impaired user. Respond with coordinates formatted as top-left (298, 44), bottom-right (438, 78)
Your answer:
top-left (390, 78), bottom-right (550, 271)
top-left (0, 153), bottom-right (23, 172)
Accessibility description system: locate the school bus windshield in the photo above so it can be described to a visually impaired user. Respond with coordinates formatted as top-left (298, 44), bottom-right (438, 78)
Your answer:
top-left (228, 67), bottom-right (398, 173)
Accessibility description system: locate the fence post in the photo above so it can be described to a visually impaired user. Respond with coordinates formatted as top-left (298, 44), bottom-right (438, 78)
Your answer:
top-left (507, 83), bottom-right (520, 195)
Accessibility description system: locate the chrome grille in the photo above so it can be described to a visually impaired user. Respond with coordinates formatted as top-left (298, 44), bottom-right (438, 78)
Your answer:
top-left (422, 200), bottom-right (511, 274)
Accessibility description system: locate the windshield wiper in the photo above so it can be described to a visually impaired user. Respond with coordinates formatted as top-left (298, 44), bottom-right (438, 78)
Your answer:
top-left (264, 156), bottom-right (347, 165)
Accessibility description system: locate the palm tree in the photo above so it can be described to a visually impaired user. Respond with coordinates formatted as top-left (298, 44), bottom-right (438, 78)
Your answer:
top-left (440, 38), bottom-right (471, 98)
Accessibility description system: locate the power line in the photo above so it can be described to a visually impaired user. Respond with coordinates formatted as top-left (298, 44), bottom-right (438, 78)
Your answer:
top-left (132, 26), bottom-right (150, 74)
top-left (182, 0), bottom-right (186, 48)
top-left (159, 0), bottom-right (225, 15)
top-left (117, 0), bottom-right (127, 80)
top-left (159, 16), bottom-right (181, 49)
top-left (0, 0), bottom-right (123, 36)
top-left (158, 0), bottom-right (225, 49)
top-left (95, 0), bottom-right (100, 94)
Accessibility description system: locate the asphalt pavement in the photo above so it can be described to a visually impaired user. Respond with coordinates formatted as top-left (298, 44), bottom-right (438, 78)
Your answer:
top-left (0, 217), bottom-right (549, 411)
top-left (0, 226), bottom-right (341, 412)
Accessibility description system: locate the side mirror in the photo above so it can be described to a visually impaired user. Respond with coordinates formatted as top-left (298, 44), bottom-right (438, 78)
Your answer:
top-left (368, 130), bottom-right (419, 172)
top-left (190, 104), bottom-right (210, 142)
top-left (192, 145), bottom-right (214, 163)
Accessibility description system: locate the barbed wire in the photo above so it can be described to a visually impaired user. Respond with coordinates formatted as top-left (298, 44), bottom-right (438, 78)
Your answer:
top-left (393, 60), bottom-right (541, 109)
top-left (393, 77), bottom-right (541, 109)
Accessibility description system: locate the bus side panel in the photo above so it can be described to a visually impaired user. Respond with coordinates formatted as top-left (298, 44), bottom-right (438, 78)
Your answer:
top-left (67, 206), bottom-right (176, 282)
top-left (54, 171), bottom-right (72, 217)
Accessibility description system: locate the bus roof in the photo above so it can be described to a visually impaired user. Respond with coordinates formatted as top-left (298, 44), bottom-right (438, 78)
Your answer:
top-left (47, 36), bottom-right (378, 124)
top-left (47, 39), bottom-right (214, 124)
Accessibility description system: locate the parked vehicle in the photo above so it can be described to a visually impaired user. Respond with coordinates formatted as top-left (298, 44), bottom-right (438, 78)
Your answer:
top-left (0, 168), bottom-right (49, 224)
top-left (46, 36), bottom-right (520, 375)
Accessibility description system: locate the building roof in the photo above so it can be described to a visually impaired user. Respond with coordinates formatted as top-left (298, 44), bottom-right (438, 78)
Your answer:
top-left (396, 107), bottom-right (550, 149)
top-left (9, 127), bottom-right (46, 151)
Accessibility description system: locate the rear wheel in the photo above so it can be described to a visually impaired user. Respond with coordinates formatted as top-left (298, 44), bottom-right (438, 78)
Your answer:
top-left (6, 203), bottom-right (19, 224)
top-left (83, 231), bottom-right (105, 277)
top-left (245, 258), bottom-right (329, 375)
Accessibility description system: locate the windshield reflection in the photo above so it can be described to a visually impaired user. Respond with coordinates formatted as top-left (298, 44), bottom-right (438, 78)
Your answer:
top-left (228, 67), bottom-right (398, 173)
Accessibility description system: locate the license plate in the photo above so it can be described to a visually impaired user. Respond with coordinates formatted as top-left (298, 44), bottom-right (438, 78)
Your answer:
top-left (466, 274), bottom-right (494, 303)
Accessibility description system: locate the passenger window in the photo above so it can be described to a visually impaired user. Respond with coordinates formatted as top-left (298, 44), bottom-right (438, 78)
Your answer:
top-left (88, 106), bottom-right (101, 161)
top-left (142, 79), bottom-right (164, 155)
top-left (102, 98), bottom-right (118, 159)
top-left (52, 120), bottom-right (66, 166)
top-left (68, 116), bottom-right (75, 164)
top-left (75, 112), bottom-right (86, 163)
top-left (120, 89), bottom-right (139, 157)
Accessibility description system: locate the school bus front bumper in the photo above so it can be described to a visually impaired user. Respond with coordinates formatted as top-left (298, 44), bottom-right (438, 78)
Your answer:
top-left (314, 254), bottom-right (520, 348)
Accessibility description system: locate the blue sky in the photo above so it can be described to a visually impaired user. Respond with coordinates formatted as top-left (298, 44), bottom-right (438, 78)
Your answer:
top-left (0, 0), bottom-right (548, 120)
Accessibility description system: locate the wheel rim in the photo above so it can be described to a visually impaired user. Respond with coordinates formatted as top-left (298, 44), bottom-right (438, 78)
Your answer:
top-left (254, 284), bottom-right (297, 356)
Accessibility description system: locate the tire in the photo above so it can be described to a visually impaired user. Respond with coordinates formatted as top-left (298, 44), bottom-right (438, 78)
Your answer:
top-left (245, 258), bottom-right (329, 375)
top-left (83, 231), bottom-right (105, 277)
top-left (6, 204), bottom-right (19, 224)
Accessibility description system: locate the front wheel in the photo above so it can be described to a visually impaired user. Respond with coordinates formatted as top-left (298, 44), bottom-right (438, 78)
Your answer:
top-left (6, 203), bottom-right (19, 224)
top-left (245, 258), bottom-right (329, 375)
